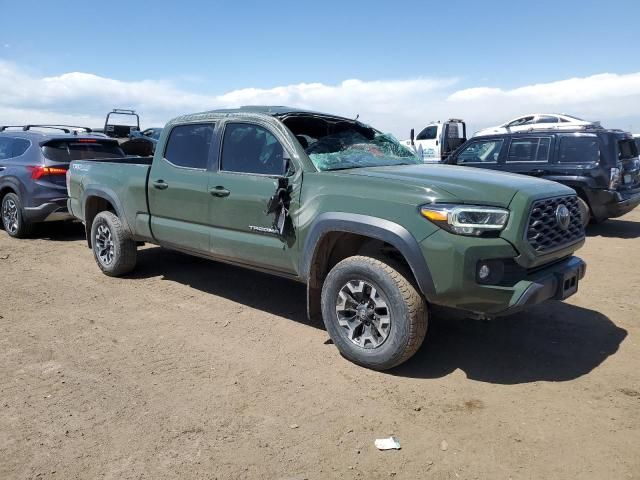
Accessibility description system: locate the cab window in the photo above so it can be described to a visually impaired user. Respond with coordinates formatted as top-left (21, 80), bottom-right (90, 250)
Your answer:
top-left (416, 126), bottom-right (437, 140)
top-left (221, 123), bottom-right (284, 175)
top-left (457, 139), bottom-right (504, 164)
top-left (164, 123), bottom-right (215, 169)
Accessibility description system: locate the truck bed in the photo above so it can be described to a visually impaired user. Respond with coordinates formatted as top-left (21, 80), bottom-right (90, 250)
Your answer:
top-left (67, 158), bottom-right (153, 240)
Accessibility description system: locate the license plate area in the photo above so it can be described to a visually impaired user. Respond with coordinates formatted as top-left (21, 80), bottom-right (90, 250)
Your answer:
top-left (555, 269), bottom-right (579, 300)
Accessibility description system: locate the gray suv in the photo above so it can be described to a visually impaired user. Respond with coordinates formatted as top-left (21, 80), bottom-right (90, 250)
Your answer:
top-left (0, 126), bottom-right (125, 238)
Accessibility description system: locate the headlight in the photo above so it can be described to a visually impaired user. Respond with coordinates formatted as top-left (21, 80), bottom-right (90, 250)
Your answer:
top-left (420, 204), bottom-right (509, 236)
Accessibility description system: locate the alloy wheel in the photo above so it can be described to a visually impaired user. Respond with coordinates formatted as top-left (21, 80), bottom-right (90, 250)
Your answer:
top-left (2, 198), bottom-right (19, 235)
top-left (335, 280), bottom-right (391, 349)
top-left (95, 224), bottom-right (115, 266)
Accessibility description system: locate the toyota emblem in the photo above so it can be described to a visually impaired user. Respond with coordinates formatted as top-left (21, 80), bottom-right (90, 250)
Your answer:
top-left (555, 204), bottom-right (571, 230)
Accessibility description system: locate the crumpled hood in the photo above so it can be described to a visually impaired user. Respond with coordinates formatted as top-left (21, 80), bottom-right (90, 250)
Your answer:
top-left (335, 163), bottom-right (571, 207)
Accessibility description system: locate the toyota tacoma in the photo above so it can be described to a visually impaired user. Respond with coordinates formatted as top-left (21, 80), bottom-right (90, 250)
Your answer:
top-left (67, 106), bottom-right (587, 370)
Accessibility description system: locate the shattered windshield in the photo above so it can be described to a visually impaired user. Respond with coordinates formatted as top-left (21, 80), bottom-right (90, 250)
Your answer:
top-left (280, 113), bottom-right (421, 171)
top-left (306, 130), bottom-right (420, 171)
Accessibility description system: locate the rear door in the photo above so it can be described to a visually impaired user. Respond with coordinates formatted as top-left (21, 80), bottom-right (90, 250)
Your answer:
top-left (148, 123), bottom-right (216, 252)
top-left (207, 121), bottom-right (299, 274)
top-left (504, 136), bottom-right (553, 177)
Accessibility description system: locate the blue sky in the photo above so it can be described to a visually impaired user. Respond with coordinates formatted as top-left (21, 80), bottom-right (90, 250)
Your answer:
top-left (1, 0), bottom-right (639, 134)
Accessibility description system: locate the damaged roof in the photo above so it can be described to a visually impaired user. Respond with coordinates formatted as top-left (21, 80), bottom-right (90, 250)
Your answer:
top-left (168, 106), bottom-right (358, 126)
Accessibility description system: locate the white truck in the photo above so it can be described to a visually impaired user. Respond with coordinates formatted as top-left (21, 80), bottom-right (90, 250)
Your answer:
top-left (401, 119), bottom-right (467, 163)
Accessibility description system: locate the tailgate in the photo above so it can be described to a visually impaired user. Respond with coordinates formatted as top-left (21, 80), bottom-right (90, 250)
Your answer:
top-left (67, 159), bottom-right (151, 230)
top-left (617, 138), bottom-right (640, 190)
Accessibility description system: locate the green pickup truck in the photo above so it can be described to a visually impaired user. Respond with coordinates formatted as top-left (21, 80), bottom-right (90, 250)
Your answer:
top-left (67, 106), bottom-right (587, 370)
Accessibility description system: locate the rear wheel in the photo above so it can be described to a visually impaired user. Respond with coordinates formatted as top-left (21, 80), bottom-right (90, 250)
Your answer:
top-left (1, 192), bottom-right (34, 238)
top-left (90, 211), bottom-right (137, 276)
top-left (321, 255), bottom-right (428, 370)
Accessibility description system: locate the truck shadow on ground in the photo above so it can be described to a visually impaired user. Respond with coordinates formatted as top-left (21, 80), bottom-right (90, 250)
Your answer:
top-left (31, 221), bottom-right (86, 241)
top-left (391, 303), bottom-right (627, 384)
top-left (586, 218), bottom-right (640, 239)
top-left (132, 247), bottom-right (627, 385)
top-left (132, 247), bottom-right (315, 328)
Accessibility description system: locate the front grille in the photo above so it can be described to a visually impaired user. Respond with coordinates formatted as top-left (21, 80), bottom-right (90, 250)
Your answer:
top-left (526, 196), bottom-right (584, 253)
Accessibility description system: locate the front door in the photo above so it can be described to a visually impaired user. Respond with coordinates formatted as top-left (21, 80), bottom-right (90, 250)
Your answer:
top-left (148, 123), bottom-right (216, 252)
top-left (414, 125), bottom-right (440, 162)
top-left (207, 121), bottom-right (299, 274)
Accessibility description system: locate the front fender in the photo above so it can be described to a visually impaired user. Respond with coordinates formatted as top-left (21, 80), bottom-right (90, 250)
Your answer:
top-left (300, 212), bottom-right (436, 299)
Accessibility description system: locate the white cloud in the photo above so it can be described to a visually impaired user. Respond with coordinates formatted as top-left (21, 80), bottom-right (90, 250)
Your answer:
top-left (1, 60), bottom-right (639, 137)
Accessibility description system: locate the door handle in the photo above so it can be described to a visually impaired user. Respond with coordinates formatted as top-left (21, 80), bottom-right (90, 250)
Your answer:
top-left (209, 186), bottom-right (230, 197)
top-left (0, 166), bottom-right (5, 172)
top-left (530, 169), bottom-right (547, 177)
top-left (152, 180), bottom-right (169, 190)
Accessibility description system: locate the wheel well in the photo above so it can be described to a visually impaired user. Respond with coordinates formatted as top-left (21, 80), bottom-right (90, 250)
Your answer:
top-left (84, 196), bottom-right (116, 247)
top-left (306, 232), bottom-right (417, 322)
top-left (572, 186), bottom-right (590, 205)
top-left (0, 186), bottom-right (16, 204)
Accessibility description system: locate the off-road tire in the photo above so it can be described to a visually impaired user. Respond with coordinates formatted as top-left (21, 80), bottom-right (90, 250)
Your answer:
top-left (90, 211), bottom-right (137, 276)
top-left (321, 255), bottom-right (428, 370)
top-left (577, 197), bottom-right (590, 228)
top-left (1, 192), bottom-right (34, 238)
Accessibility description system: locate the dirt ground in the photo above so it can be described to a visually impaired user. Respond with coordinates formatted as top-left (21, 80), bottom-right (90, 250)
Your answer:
top-left (0, 210), bottom-right (638, 480)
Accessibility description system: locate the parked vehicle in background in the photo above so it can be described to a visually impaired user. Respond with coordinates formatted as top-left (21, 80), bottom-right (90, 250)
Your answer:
top-left (634, 134), bottom-right (640, 152)
top-left (131, 127), bottom-right (163, 142)
top-left (473, 114), bottom-right (596, 137)
top-left (126, 127), bottom-right (163, 155)
top-left (445, 127), bottom-right (640, 225)
top-left (104, 109), bottom-right (140, 139)
top-left (401, 119), bottom-right (466, 162)
top-left (67, 106), bottom-right (587, 370)
top-left (0, 125), bottom-right (126, 238)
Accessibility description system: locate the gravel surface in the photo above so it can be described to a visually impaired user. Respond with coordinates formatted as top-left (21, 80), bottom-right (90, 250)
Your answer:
top-left (1, 210), bottom-right (638, 479)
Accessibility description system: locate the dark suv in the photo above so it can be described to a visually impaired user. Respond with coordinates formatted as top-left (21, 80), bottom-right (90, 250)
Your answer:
top-left (0, 126), bottom-right (126, 238)
top-left (446, 127), bottom-right (640, 224)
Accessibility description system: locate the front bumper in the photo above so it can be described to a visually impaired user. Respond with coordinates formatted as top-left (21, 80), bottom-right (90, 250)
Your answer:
top-left (420, 230), bottom-right (586, 316)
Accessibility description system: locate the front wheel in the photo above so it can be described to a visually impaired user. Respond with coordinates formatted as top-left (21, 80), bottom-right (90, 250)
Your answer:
top-left (577, 197), bottom-right (590, 228)
top-left (321, 256), bottom-right (428, 370)
top-left (90, 211), bottom-right (137, 276)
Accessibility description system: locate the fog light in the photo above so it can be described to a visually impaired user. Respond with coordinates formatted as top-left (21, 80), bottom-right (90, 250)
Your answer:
top-left (478, 264), bottom-right (491, 280)
top-left (476, 259), bottom-right (506, 285)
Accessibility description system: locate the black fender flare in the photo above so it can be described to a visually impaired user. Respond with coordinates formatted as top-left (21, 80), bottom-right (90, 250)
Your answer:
top-left (300, 212), bottom-right (435, 299)
top-left (82, 187), bottom-right (132, 243)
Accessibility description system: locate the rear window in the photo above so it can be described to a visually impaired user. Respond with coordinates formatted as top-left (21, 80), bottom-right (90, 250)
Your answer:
top-left (42, 140), bottom-right (125, 162)
top-left (618, 139), bottom-right (639, 160)
top-left (558, 136), bottom-right (600, 164)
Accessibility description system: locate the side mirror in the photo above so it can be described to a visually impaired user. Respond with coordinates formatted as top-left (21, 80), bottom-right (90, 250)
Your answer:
top-left (410, 128), bottom-right (415, 146)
